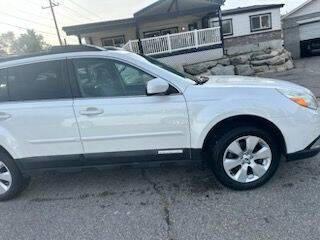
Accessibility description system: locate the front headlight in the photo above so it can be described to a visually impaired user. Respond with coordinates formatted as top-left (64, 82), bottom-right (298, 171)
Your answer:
top-left (277, 89), bottom-right (318, 110)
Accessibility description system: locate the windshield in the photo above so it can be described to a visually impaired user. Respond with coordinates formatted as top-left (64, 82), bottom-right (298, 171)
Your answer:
top-left (142, 55), bottom-right (207, 84)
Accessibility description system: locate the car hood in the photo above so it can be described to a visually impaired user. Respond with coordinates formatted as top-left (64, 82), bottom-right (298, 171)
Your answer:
top-left (200, 75), bottom-right (312, 95)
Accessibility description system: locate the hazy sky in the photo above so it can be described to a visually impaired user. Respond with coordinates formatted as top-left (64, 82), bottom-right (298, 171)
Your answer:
top-left (0, 0), bottom-right (306, 44)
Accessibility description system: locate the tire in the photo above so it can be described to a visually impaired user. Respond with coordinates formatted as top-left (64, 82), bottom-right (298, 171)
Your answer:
top-left (0, 151), bottom-right (25, 201)
top-left (208, 126), bottom-right (280, 190)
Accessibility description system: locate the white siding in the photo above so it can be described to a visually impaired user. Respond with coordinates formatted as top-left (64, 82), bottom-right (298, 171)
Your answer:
top-left (210, 8), bottom-right (282, 38)
top-left (288, 0), bottom-right (320, 19)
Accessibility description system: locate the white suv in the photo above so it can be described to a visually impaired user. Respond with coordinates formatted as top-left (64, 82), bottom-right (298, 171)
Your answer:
top-left (0, 45), bottom-right (319, 200)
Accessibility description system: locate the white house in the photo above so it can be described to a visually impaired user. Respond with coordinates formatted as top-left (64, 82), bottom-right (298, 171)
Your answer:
top-left (210, 4), bottom-right (283, 55)
top-left (282, 0), bottom-right (320, 58)
top-left (63, 1), bottom-right (284, 67)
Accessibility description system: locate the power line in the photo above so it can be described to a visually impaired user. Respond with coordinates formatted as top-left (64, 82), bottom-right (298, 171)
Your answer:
top-left (61, 4), bottom-right (95, 21)
top-left (5, 2), bottom-right (47, 20)
top-left (67, 0), bottom-right (102, 19)
top-left (0, 22), bottom-right (57, 36)
top-left (0, 11), bottom-right (54, 29)
top-left (56, 11), bottom-right (82, 22)
top-left (26, 0), bottom-right (43, 8)
top-left (4, 1), bottom-right (78, 25)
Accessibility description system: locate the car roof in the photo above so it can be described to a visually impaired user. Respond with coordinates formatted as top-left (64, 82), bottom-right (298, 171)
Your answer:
top-left (0, 45), bottom-right (129, 68)
top-left (0, 45), bottom-right (193, 93)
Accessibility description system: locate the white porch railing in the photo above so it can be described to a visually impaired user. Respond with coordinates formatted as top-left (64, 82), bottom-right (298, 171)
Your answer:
top-left (122, 27), bottom-right (221, 56)
top-left (123, 39), bottom-right (140, 53)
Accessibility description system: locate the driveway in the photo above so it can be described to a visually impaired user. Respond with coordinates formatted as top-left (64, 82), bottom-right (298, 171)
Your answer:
top-left (262, 56), bottom-right (320, 97)
top-left (0, 155), bottom-right (320, 240)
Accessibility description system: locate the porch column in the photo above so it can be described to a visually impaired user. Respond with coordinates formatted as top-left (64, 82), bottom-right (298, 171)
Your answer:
top-left (77, 35), bottom-right (82, 45)
top-left (135, 21), bottom-right (144, 55)
top-left (217, 6), bottom-right (225, 53)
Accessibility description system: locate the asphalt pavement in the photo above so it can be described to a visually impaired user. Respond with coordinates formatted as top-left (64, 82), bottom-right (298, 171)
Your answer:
top-left (262, 55), bottom-right (320, 97)
top-left (1, 155), bottom-right (320, 240)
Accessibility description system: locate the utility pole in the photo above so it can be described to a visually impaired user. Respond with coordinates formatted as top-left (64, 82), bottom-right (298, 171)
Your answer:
top-left (42, 0), bottom-right (63, 46)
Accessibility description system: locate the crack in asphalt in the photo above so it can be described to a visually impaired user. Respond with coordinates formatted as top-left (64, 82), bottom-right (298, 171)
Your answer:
top-left (141, 169), bottom-right (176, 240)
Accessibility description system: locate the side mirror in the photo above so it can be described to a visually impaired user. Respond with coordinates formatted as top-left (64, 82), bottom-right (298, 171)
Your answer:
top-left (146, 78), bottom-right (170, 96)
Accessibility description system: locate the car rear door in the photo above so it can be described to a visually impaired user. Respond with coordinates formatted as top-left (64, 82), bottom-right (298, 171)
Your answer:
top-left (0, 60), bottom-right (83, 169)
top-left (69, 57), bottom-right (191, 165)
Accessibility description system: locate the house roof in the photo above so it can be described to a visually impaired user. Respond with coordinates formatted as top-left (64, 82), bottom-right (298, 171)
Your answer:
top-left (63, 0), bottom-right (224, 36)
top-left (63, 18), bottom-right (135, 36)
top-left (134, 0), bottom-right (225, 18)
top-left (63, 2), bottom-right (283, 36)
top-left (222, 4), bottom-right (285, 16)
top-left (282, 0), bottom-right (314, 19)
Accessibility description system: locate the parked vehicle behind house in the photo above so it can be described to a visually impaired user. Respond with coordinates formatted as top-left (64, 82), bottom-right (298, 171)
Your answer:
top-left (0, 45), bottom-right (319, 201)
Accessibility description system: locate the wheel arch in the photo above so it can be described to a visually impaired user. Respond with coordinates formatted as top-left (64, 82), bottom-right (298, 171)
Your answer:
top-left (202, 115), bottom-right (287, 155)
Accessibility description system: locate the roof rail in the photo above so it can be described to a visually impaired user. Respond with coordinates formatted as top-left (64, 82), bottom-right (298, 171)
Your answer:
top-left (0, 44), bottom-right (105, 63)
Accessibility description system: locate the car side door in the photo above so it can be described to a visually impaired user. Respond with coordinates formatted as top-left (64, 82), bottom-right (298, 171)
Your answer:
top-left (69, 57), bottom-right (191, 165)
top-left (0, 60), bottom-right (83, 170)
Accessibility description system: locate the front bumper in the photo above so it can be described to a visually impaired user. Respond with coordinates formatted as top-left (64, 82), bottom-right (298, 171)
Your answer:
top-left (287, 135), bottom-right (320, 161)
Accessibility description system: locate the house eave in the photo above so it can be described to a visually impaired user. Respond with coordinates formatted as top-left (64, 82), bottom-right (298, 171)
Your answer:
top-left (63, 18), bottom-right (135, 36)
top-left (222, 4), bottom-right (285, 17)
top-left (282, 0), bottom-right (313, 19)
top-left (134, 0), bottom-right (225, 18)
top-left (134, 6), bottom-right (220, 22)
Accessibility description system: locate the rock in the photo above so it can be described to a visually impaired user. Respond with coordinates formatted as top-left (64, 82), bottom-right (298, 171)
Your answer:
top-left (269, 49), bottom-right (281, 57)
top-left (217, 58), bottom-right (231, 66)
top-left (230, 54), bottom-right (251, 65)
top-left (285, 50), bottom-right (292, 59)
top-left (210, 64), bottom-right (235, 75)
top-left (264, 48), bottom-right (272, 54)
top-left (268, 55), bottom-right (286, 65)
top-left (251, 51), bottom-right (265, 58)
top-left (251, 59), bottom-right (268, 66)
top-left (266, 66), bottom-right (278, 73)
top-left (252, 49), bottom-right (281, 61)
top-left (184, 61), bottom-right (218, 75)
top-left (280, 52), bottom-right (289, 62)
top-left (235, 64), bottom-right (255, 76)
top-left (251, 55), bottom-right (286, 66)
top-left (253, 65), bottom-right (269, 73)
top-left (252, 53), bottom-right (273, 61)
top-left (196, 71), bottom-right (212, 78)
top-left (284, 60), bottom-right (294, 70)
top-left (184, 65), bottom-right (206, 75)
top-left (275, 64), bottom-right (287, 72)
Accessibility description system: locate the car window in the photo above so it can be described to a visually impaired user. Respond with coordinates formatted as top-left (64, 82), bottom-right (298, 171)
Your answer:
top-left (73, 58), bottom-right (125, 98)
top-left (114, 61), bottom-right (155, 96)
top-left (7, 61), bottom-right (69, 101)
top-left (0, 69), bottom-right (8, 102)
top-left (73, 58), bottom-right (155, 98)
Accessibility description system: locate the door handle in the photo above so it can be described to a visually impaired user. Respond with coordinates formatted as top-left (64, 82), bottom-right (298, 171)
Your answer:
top-left (79, 107), bottom-right (104, 116)
top-left (0, 112), bottom-right (11, 120)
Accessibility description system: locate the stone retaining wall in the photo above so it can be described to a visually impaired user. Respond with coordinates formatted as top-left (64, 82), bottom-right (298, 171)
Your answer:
top-left (184, 47), bottom-right (295, 77)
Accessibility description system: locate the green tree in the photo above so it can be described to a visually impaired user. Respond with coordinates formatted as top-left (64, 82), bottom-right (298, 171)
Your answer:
top-left (0, 30), bottom-right (49, 55)
top-left (0, 31), bottom-right (15, 55)
top-left (12, 30), bottom-right (49, 54)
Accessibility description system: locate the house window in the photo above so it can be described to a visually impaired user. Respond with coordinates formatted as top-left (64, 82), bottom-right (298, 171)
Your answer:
top-left (101, 35), bottom-right (125, 47)
top-left (188, 22), bottom-right (198, 31)
top-left (211, 19), bottom-right (233, 36)
top-left (143, 27), bottom-right (178, 38)
top-left (250, 13), bottom-right (272, 32)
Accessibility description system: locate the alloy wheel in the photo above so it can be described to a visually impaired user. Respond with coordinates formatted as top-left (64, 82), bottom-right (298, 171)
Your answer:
top-left (223, 136), bottom-right (272, 183)
top-left (0, 161), bottom-right (12, 194)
